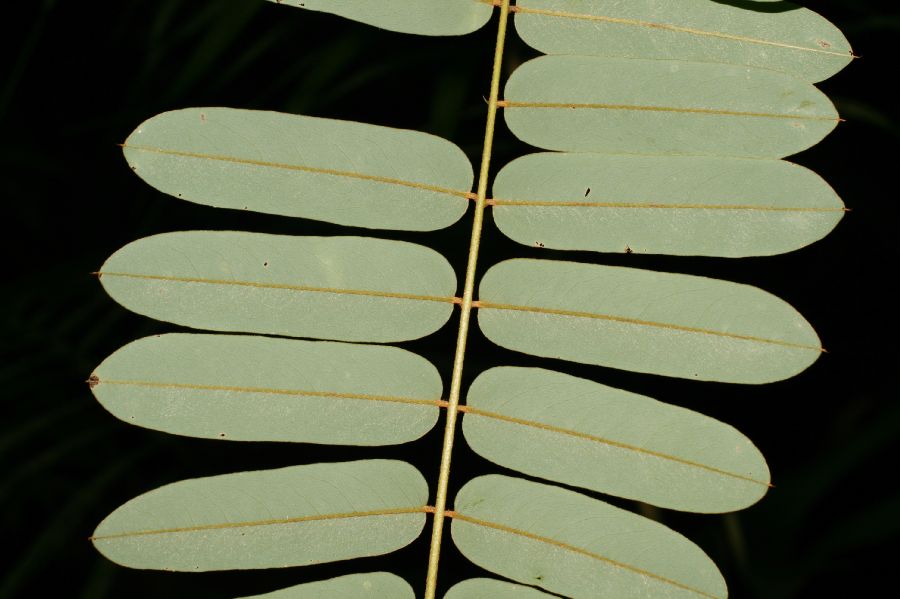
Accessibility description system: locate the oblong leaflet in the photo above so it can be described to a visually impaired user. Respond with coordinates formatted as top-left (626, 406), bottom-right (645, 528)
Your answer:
top-left (266, 0), bottom-right (493, 36)
top-left (463, 367), bottom-right (770, 512)
top-left (236, 572), bottom-right (414, 598)
top-left (124, 108), bottom-right (473, 230)
top-left (452, 475), bottom-right (726, 598)
top-left (477, 259), bottom-right (821, 383)
top-left (445, 578), bottom-right (555, 598)
top-left (98, 232), bottom-right (457, 343)
top-left (93, 460), bottom-right (428, 571)
top-left (91, 334), bottom-right (442, 445)
top-left (491, 152), bottom-right (844, 257)
top-left (514, 0), bottom-right (852, 82)
top-left (503, 55), bottom-right (838, 157)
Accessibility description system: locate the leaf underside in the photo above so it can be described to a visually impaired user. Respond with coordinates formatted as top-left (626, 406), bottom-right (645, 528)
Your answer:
top-left (514, 0), bottom-right (852, 82)
top-left (91, 334), bottom-right (442, 445)
top-left (92, 460), bottom-right (428, 571)
top-left (123, 108), bottom-right (473, 231)
top-left (451, 475), bottom-right (727, 599)
top-left (236, 572), bottom-right (415, 599)
top-left (503, 55), bottom-right (838, 157)
top-left (90, 0), bottom-right (852, 594)
top-left (267, 0), bottom-right (494, 36)
top-left (98, 231), bottom-right (457, 342)
top-left (477, 259), bottom-right (821, 383)
top-left (491, 152), bottom-right (844, 257)
top-left (463, 367), bottom-right (769, 512)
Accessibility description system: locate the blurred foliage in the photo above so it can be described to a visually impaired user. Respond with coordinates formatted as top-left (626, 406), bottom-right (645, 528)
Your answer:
top-left (2, 0), bottom-right (898, 597)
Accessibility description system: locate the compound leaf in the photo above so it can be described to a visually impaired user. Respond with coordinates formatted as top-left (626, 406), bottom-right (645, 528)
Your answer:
top-left (477, 259), bottom-right (821, 384)
top-left (92, 460), bottom-right (428, 571)
top-left (451, 475), bottom-right (726, 599)
top-left (503, 55), bottom-right (838, 157)
top-left (237, 572), bottom-right (414, 598)
top-left (513, 0), bottom-right (852, 82)
top-left (98, 232), bottom-right (457, 343)
top-left (123, 108), bottom-right (473, 231)
top-left (267, 0), bottom-right (493, 36)
top-left (463, 367), bottom-right (770, 512)
top-left (90, 334), bottom-right (442, 445)
top-left (491, 152), bottom-right (844, 257)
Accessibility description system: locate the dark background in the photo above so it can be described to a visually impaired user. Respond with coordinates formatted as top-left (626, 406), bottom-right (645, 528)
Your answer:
top-left (3, 1), bottom-right (897, 597)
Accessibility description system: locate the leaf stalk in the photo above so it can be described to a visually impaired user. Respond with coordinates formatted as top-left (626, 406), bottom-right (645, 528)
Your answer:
top-left (423, 1), bottom-right (511, 597)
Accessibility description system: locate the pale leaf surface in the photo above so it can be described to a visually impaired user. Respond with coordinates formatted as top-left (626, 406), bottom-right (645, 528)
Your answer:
top-left (124, 108), bottom-right (472, 231)
top-left (491, 152), bottom-right (844, 257)
top-left (451, 475), bottom-right (726, 598)
top-left (463, 367), bottom-right (770, 512)
top-left (514, 0), bottom-right (852, 82)
top-left (98, 232), bottom-right (456, 342)
top-left (477, 259), bottom-right (821, 383)
top-left (237, 572), bottom-right (414, 598)
top-left (503, 55), bottom-right (837, 157)
top-left (90, 334), bottom-right (442, 445)
top-left (445, 578), bottom-right (555, 598)
top-left (267, 0), bottom-right (493, 36)
top-left (92, 460), bottom-right (428, 571)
